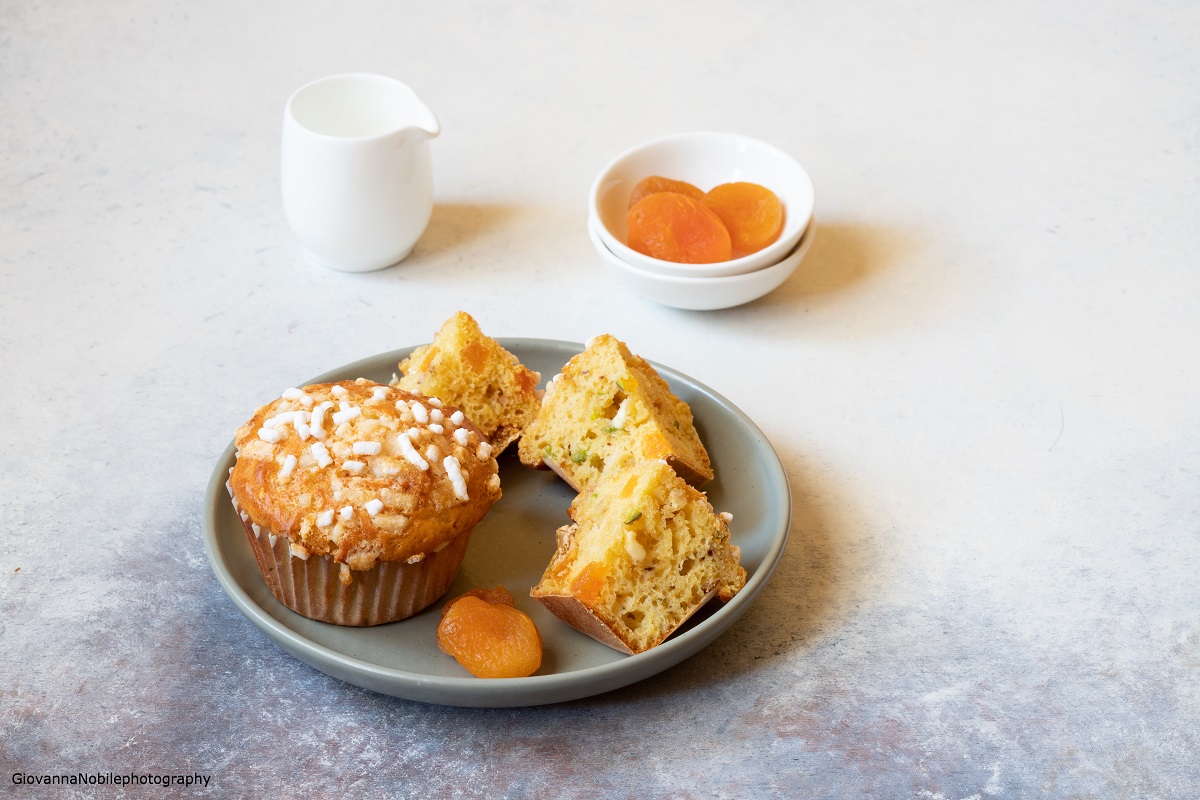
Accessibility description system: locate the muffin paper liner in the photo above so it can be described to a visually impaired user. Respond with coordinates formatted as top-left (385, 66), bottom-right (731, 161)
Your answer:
top-left (238, 515), bottom-right (472, 626)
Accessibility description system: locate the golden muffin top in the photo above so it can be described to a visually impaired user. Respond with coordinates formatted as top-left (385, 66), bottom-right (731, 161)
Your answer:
top-left (229, 379), bottom-right (500, 570)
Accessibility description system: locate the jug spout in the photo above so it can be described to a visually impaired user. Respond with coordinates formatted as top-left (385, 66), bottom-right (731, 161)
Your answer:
top-left (286, 73), bottom-right (441, 141)
top-left (405, 101), bottom-right (440, 141)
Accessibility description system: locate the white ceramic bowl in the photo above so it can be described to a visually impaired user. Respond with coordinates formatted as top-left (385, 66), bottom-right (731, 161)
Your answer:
top-left (589, 131), bottom-right (814, 278)
top-left (589, 216), bottom-right (815, 311)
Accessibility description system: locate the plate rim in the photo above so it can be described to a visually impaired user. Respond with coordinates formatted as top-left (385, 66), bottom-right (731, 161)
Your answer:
top-left (202, 337), bottom-right (791, 706)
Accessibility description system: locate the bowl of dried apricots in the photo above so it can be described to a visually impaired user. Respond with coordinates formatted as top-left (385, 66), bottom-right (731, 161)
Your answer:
top-left (589, 131), bottom-right (814, 278)
top-left (588, 212), bottom-right (815, 310)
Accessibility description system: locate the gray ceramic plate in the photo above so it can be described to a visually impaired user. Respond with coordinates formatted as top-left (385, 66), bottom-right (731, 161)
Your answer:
top-left (202, 339), bottom-right (790, 707)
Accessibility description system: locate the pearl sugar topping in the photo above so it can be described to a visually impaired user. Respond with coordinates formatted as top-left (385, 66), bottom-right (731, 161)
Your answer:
top-left (397, 429), bottom-right (429, 470)
top-left (249, 381), bottom-right (489, 536)
top-left (310, 441), bottom-right (333, 468)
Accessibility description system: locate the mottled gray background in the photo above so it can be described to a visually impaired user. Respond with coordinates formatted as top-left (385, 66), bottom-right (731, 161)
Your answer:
top-left (3, 0), bottom-right (1198, 797)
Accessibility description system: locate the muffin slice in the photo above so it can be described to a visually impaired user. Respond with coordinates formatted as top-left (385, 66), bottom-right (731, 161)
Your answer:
top-left (392, 311), bottom-right (541, 453)
top-left (531, 458), bottom-right (745, 655)
top-left (517, 334), bottom-right (712, 492)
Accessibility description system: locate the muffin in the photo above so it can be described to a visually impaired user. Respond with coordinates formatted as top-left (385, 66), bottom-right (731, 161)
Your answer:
top-left (517, 334), bottom-right (713, 492)
top-left (531, 457), bottom-right (745, 654)
top-left (228, 378), bottom-right (501, 626)
top-left (392, 311), bottom-right (541, 454)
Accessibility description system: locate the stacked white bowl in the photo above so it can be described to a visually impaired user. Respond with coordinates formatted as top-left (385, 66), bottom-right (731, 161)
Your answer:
top-left (588, 131), bottom-right (815, 310)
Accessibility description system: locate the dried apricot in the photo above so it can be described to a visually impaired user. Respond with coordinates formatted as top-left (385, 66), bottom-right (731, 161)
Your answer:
top-left (437, 586), bottom-right (542, 678)
top-left (702, 182), bottom-right (784, 256)
top-left (628, 175), bottom-right (704, 209)
top-left (570, 561), bottom-right (608, 606)
top-left (452, 585), bottom-right (515, 607)
top-left (626, 192), bottom-right (732, 264)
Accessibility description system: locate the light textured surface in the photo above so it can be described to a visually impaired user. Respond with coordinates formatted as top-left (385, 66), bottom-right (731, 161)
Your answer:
top-left (2, 1), bottom-right (1199, 797)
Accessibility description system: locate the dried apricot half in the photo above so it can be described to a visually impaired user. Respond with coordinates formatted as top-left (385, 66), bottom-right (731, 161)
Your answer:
top-left (626, 192), bottom-right (732, 264)
top-left (628, 175), bottom-right (705, 209)
top-left (702, 182), bottom-right (784, 256)
top-left (437, 586), bottom-right (543, 678)
top-left (570, 561), bottom-right (608, 606)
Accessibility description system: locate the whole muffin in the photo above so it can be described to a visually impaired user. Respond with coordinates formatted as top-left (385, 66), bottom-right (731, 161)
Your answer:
top-left (228, 378), bottom-right (501, 626)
